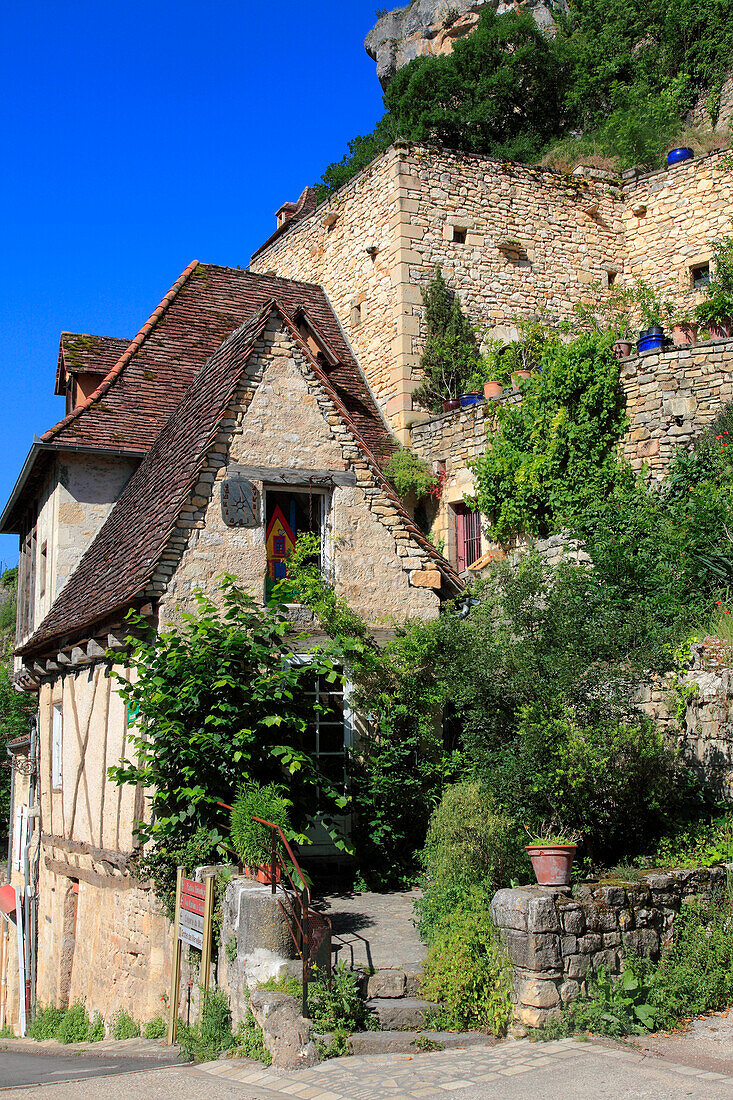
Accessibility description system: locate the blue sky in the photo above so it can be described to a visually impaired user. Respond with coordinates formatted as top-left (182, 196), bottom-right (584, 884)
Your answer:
top-left (0, 0), bottom-right (385, 566)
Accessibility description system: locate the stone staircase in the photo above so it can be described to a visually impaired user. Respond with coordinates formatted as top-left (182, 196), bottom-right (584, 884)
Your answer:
top-left (361, 966), bottom-right (438, 1031)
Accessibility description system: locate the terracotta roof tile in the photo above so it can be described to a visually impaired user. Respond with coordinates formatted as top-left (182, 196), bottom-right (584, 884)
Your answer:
top-left (21, 299), bottom-right (461, 656)
top-left (55, 333), bottom-right (132, 395)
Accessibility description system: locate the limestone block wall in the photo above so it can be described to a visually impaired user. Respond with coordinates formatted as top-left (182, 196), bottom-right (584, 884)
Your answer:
top-left (623, 150), bottom-right (733, 309)
top-left (156, 318), bottom-right (440, 631)
top-left (249, 149), bottom-right (403, 419)
top-left (491, 866), bottom-right (728, 1027)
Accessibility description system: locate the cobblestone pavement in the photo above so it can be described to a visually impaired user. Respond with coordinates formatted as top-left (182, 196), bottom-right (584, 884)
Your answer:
top-left (194, 1036), bottom-right (733, 1099)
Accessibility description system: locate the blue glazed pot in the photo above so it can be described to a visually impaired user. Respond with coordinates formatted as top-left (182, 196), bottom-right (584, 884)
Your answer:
top-left (459, 391), bottom-right (484, 407)
top-left (637, 334), bottom-right (665, 353)
top-left (667, 147), bottom-right (693, 167)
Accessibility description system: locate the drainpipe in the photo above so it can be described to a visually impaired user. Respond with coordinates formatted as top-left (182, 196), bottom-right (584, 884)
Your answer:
top-left (6, 748), bottom-right (15, 883)
top-left (22, 715), bottom-right (39, 1021)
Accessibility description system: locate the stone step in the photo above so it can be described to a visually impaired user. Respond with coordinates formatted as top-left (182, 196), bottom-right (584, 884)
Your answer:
top-left (357, 967), bottom-right (423, 999)
top-left (348, 1029), bottom-right (500, 1056)
top-left (366, 996), bottom-right (440, 1030)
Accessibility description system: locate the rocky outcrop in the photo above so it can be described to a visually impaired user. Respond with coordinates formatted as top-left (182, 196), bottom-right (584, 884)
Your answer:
top-left (365, 0), bottom-right (566, 89)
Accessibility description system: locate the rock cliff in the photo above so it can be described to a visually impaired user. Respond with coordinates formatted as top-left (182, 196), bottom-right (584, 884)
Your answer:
top-left (365, 0), bottom-right (566, 89)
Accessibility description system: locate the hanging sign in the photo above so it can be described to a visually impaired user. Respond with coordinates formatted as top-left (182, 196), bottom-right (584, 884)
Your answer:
top-left (222, 478), bottom-right (259, 527)
top-left (167, 870), bottom-right (215, 1044)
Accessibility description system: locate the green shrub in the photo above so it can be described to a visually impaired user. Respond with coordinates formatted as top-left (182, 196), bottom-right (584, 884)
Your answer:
top-left (421, 887), bottom-right (513, 1033)
top-left (541, 964), bottom-right (656, 1039)
top-left (652, 893), bottom-right (733, 1029)
top-left (88, 1013), bottom-right (105, 1042)
top-left (234, 1008), bottom-right (271, 1064)
top-left (111, 1009), bottom-right (140, 1039)
top-left (411, 267), bottom-right (480, 412)
top-left (28, 1004), bottom-right (65, 1041)
top-left (415, 781), bottom-right (529, 944)
top-left (176, 989), bottom-right (236, 1063)
top-left (56, 1003), bottom-right (93, 1044)
top-left (230, 782), bottom-right (290, 869)
top-left (383, 448), bottom-right (438, 500)
top-left (308, 964), bottom-right (377, 1036)
top-left (143, 1015), bottom-right (167, 1039)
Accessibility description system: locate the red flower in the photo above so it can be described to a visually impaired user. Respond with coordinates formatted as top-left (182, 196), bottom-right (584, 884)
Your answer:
top-left (717, 434), bottom-right (724, 439)
top-left (716, 600), bottom-right (722, 605)
top-left (726, 610), bottom-right (731, 615)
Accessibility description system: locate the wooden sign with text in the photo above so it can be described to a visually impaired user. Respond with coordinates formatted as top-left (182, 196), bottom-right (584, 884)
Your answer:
top-left (167, 869), bottom-right (215, 1044)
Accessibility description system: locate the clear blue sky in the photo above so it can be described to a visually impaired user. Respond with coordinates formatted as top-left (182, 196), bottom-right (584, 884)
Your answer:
top-left (0, 0), bottom-right (385, 567)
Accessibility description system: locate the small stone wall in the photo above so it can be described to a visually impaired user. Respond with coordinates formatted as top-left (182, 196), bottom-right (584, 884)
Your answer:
top-left (491, 865), bottom-right (728, 1028)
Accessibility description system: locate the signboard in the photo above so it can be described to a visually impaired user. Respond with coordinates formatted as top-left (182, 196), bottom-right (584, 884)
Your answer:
top-left (222, 478), bottom-right (259, 527)
top-left (167, 870), bottom-right (215, 1044)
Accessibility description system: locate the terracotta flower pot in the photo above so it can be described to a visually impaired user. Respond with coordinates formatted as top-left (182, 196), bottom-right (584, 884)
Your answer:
top-left (705, 320), bottom-right (733, 340)
top-left (244, 863), bottom-right (281, 885)
top-left (612, 340), bottom-right (633, 360)
top-left (511, 370), bottom-right (533, 391)
top-left (525, 844), bottom-right (577, 887)
top-left (484, 380), bottom-right (504, 399)
top-left (443, 397), bottom-right (461, 412)
top-left (671, 323), bottom-right (698, 347)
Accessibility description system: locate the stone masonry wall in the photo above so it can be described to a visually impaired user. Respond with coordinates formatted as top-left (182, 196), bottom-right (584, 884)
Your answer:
top-left (491, 866), bottom-right (728, 1028)
top-left (622, 150), bottom-right (733, 310)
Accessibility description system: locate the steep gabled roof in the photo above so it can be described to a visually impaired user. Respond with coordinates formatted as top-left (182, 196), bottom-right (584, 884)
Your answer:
top-left (252, 187), bottom-right (318, 261)
top-left (55, 333), bottom-right (132, 396)
top-left (21, 302), bottom-right (460, 656)
top-left (38, 261), bottom-right (391, 461)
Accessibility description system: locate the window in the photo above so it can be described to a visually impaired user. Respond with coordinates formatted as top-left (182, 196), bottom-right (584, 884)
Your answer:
top-left (453, 227), bottom-right (467, 244)
top-left (454, 503), bottom-right (482, 572)
top-left (39, 541), bottom-right (47, 599)
top-left (300, 667), bottom-right (353, 800)
top-left (52, 703), bottom-right (63, 790)
top-left (606, 271), bottom-right (617, 287)
top-left (691, 263), bottom-right (710, 290)
top-left (265, 487), bottom-right (327, 598)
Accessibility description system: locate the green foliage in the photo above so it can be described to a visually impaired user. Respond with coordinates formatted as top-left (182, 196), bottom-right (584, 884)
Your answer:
top-left (541, 964), bottom-right (656, 1038)
top-left (696, 237), bottom-right (733, 326)
top-left (484, 700), bottom-right (688, 862)
top-left (652, 812), bottom-right (733, 869)
top-left (230, 781), bottom-right (290, 868)
top-left (414, 781), bottom-right (529, 944)
top-left (318, 1), bottom-right (733, 193)
top-left (143, 1015), bottom-right (168, 1039)
top-left (111, 1009), bottom-right (140, 1040)
top-left (412, 267), bottom-right (480, 412)
top-left (257, 975), bottom-right (302, 998)
top-left (88, 1013), bottom-right (105, 1042)
top-left (652, 892), bottom-right (733, 1028)
top-left (308, 964), bottom-right (378, 1035)
top-left (110, 576), bottom-right (348, 894)
top-left (632, 280), bottom-right (675, 332)
top-left (176, 988), bottom-right (237, 1063)
top-left (421, 887), bottom-right (513, 1033)
top-left (28, 1005), bottom-right (66, 1041)
top-left (383, 448), bottom-right (438, 500)
top-left (56, 1003), bottom-right (95, 1044)
top-left (234, 1008), bottom-right (272, 1064)
top-left (470, 333), bottom-right (629, 542)
top-left (132, 826), bottom-right (222, 922)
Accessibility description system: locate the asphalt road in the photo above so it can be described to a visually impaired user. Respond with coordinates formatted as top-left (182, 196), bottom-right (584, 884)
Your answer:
top-left (0, 1050), bottom-right (181, 1090)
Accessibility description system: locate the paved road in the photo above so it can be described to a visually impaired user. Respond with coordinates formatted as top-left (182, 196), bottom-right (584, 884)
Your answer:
top-left (3, 1037), bottom-right (733, 1099)
top-left (0, 1050), bottom-right (182, 1090)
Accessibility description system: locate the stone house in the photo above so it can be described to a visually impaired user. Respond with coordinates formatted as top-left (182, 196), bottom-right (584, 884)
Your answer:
top-left (3, 139), bottom-right (733, 1028)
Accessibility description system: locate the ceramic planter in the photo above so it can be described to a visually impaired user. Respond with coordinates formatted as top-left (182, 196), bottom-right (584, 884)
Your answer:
top-left (244, 862), bottom-right (281, 885)
top-left (667, 147), bottom-right (694, 167)
top-left (525, 844), bottom-right (577, 887)
top-left (484, 380), bottom-right (503, 399)
top-left (671, 323), bottom-right (698, 347)
top-left (612, 340), bottom-right (633, 360)
top-left (637, 333), bottom-right (665, 354)
top-left (459, 391), bottom-right (484, 407)
top-left (442, 397), bottom-right (461, 412)
top-left (511, 370), bottom-right (533, 391)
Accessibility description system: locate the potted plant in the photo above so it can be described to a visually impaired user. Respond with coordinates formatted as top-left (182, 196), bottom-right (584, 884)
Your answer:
top-left (524, 823), bottom-right (581, 887)
top-left (504, 318), bottom-right (551, 389)
top-left (671, 307), bottom-right (698, 347)
top-left (667, 147), bottom-right (694, 167)
top-left (230, 781), bottom-right (291, 884)
top-left (695, 237), bottom-right (733, 340)
top-left (608, 285), bottom-right (635, 359)
top-left (478, 341), bottom-right (506, 399)
top-left (632, 281), bottom-right (674, 352)
top-left (459, 379), bottom-right (485, 407)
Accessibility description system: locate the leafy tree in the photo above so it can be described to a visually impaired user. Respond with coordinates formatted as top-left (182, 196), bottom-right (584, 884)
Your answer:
top-left (412, 266), bottom-right (480, 412)
top-left (109, 576), bottom-right (348, 855)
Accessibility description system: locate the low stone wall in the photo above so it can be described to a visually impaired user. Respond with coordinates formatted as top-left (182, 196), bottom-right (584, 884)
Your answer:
top-left (491, 865), bottom-right (728, 1028)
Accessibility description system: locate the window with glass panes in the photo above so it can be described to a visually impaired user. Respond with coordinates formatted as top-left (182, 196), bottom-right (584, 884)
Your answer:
top-left (300, 670), bottom-right (351, 800)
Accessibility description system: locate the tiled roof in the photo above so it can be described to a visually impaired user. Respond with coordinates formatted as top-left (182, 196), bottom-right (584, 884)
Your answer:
top-left (251, 187), bottom-right (318, 261)
top-left (39, 260), bottom-right (392, 462)
top-left (55, 333), bottom-right (131, 396)
top-left (21, 301), bottom-right (461, 656)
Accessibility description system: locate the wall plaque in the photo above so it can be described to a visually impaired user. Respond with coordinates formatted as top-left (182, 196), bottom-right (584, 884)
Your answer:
top-left (221, 478), bottom-right (259, 527)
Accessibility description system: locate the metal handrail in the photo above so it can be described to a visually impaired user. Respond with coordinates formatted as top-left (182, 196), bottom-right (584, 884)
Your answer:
top-left (217, 803), bottom-right (325, 1017)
